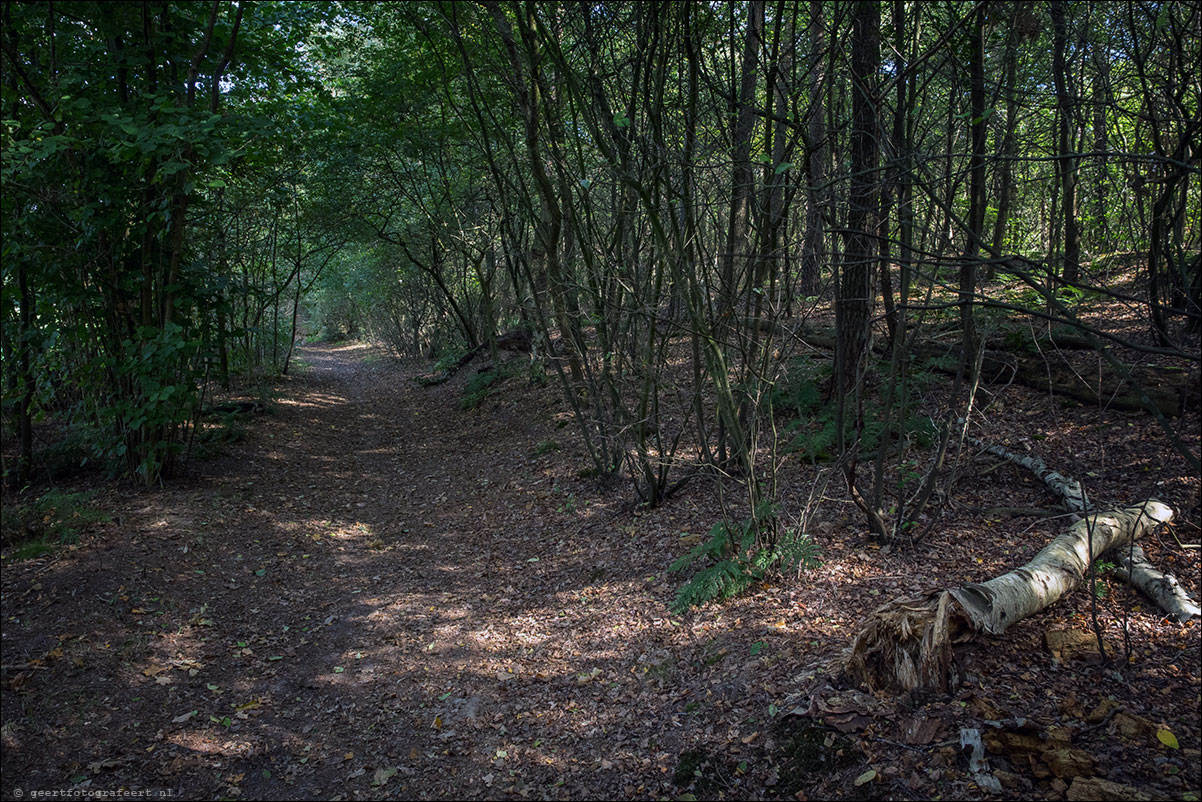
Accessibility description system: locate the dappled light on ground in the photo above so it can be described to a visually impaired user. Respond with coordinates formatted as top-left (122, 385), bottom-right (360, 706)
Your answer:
top-left (2, 343), bottom-right (1198, 800)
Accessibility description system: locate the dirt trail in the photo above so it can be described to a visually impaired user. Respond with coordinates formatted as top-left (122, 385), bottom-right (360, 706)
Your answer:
top-left (1, 343), bottom-right (756, 800)
top-left (5, 342), bottom-right (1200, 802)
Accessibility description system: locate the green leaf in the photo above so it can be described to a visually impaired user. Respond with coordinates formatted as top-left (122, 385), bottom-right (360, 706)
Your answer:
top-left (854, 769), bottom-right (877, 786)
top-left (774, 161), bottom-right (793, 175)
top-left (750, 641), bottom-right (765, 656)
top-left (333, 666), bottom-right (344, 673)
top-left (1157, 728), bottom-right (1179, 749)
top-left (372, 767), bottom-right (398, 787)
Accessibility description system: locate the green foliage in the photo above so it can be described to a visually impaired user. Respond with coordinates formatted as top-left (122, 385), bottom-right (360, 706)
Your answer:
top-left (1002, 329), bottom-right (1038, 354)
top-left (460, 369), bottom-right (501, 409)
top-left (771, 361), bottom-right (824, 417)
top-left (774, 357), bottom-right (935, 461)
top-left (782, 407), bottom-right (935, 462)
top-left (434, 348), bottom-right (473, 374)
top-left (1091, 558), bottom-right (1118, 599)
top-left (668, 514), bottom-right (821, 614)
top-left (534, 440), bottom-right (560, 456)
top-left (1, 489), bottom-right (109, 559)
top-left (99, 323), bottom-right (200, 480)
top-left (460, 362), bottom-right (521, 410)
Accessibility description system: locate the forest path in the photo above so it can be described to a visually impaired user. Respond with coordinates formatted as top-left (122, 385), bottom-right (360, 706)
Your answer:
top-left (2, 342), bottom-right (753, 801)
top-left (6, 343), bottom-right (1198, 801)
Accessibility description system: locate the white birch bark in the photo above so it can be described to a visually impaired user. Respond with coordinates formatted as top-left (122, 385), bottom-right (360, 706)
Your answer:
top-left (847, 501), bottom-right (1176, 691)
top-left (1113, 543), bottom-right (1201, 623)
top-left (949, 502), bottom-right (1174, 635)
top-left (968, 436), bottom-right (1089, 512)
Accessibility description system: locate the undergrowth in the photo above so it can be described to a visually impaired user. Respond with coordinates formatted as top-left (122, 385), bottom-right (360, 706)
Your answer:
top-left (772, 357), bottom-right (936, 461)
top-left (669, 507), bottom-right (821, 614)
top-left (460, 362), bottom-right (522, 410)
top-left (1, 489), bottom-right (110, 560)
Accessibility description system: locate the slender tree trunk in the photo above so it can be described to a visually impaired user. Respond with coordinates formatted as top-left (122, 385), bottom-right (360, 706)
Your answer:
top-left (990, 26), bottom-right (1019, 274)
top-left (961, 1), bottom-right (986, 379)
top-left (799, 0), bottom-right (825, 299)
top-left (1091, 47), bottom-right (1110, 244)
top-left (720, 0), bottom-right (763, 319)
top-left (13, 257), bottom-right (35, 489)
top-left (892, 0), bottom-right (915, 315)
top-left (1051, 0), bottom-right (1080, 283)
top-left (270, 207), bottom-right (280, 371)
top-left (835, 0), bottom-right (879, 399)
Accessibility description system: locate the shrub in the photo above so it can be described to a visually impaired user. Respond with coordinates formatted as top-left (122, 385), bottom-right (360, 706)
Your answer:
top-left (460, 368), bottom-right (502, 410)
top-left (669, 509), bottom-right (821, 614)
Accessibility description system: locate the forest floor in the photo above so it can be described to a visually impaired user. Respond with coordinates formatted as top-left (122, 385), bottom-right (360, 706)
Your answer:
top-left (2, 340), bottom-right (1200, 801)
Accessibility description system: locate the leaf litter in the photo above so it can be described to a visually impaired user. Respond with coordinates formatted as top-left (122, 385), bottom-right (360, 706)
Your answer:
top-left (0, 341), bottom-right (1198, 800)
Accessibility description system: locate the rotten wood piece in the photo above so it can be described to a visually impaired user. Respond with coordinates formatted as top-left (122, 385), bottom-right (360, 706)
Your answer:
top-left (743, 319), bottom-right (1194, 417)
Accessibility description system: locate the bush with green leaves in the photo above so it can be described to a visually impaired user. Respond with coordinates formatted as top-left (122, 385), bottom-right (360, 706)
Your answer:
top-left (98, 323), bottom-right (201, 481)
top-left (460, 368), bottom-right (503, 410)
top-left (459, 361), bottom-right (525, 410)
top-left (773, 357), bottom-right (936, 461)
top-left (669, 509), bottom-right (821, 614)
top-left (770, 359), bottom-right (825, 417)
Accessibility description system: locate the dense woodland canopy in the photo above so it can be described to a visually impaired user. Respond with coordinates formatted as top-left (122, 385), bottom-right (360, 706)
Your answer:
top-left (1, 2), bottom-right (1200, 799)
top-left (3, 0), bottom-right (1200, 582)
top-left (3, 0), bottom-right (1198, 489)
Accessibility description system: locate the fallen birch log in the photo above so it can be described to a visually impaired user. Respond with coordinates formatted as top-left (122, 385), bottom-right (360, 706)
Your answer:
top-left (970, 436), bottom-right (1199, 622)
top-left (846, 501), bottom-right (1175, 692)
top-left (967, 436), bottom-right (1089, 512)
top-left (1113, 543), bottom-right (1201, 623)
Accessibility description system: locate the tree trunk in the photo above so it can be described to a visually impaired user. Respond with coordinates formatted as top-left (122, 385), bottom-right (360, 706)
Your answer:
top-left (1051, 0), bottom-right (1080, 283)
top-left (847, 501), bottom-right (1175, 692)
top-left (1113, 544), bottom-right (1201, 624)
top-left (950, 502), bottom-right (1173, 636)
top-left (720, 0), bottom-right (763, 318)
top-left (799, 0), bottom-right (826, 299)
top-left (961, 2), bottom-right (985, 379)
top-left (990, 29), bottom-right (1019, 265)
top-left (13, 255), bottom-right (35, 489)
top-left (834, 0), bottom-right (879, 399)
